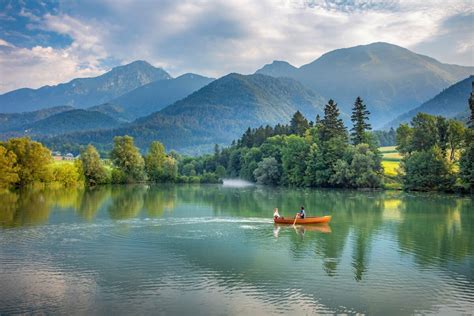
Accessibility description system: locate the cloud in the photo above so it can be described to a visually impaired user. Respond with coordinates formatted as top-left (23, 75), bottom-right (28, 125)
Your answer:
top-left (0, 39), bottom-right (104, 92)
top-left (0, 0), bottom-right (472, 93)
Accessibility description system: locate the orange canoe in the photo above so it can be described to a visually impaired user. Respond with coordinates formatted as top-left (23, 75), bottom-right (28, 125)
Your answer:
top-left (274, 215), bottom-right (332, 225)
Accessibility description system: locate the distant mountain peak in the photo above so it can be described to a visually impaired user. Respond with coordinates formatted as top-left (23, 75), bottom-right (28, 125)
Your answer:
top-left (254, 60), bottom-right (298, 77)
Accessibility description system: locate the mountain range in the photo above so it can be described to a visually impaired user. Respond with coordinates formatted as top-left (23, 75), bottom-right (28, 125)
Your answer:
top-left (0, 60), bottom-right (171, 113)
top-left (256, 42), bottom-right (473, 127)
top-left (43, 73), bottom-right (326, 154)
top-left (385, 75), bottom-right (474, 128)
top-left (95, 73), bottom-right (214, 120)
top-left (1, 42), bottom-right (473, 153)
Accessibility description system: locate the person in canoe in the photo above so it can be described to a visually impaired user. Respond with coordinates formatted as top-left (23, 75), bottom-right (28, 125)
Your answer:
top-left (296, 206), bottom-right (305, 219)
top-left (273, 208), bottom-right (281, 219)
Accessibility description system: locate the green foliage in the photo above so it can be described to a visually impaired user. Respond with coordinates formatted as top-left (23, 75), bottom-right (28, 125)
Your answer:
top-left (447, 119), bottom-right (465, 161)
top-left (161, 156), bottom-right (178, 182)
top-left (319, 99), bottom-right (348, 143)
top-left (401, 147), bottom-right (455, 191)
top-left (396, 124), bottom-right (413, 155)
top-left (411, 113), bottom-right (438, 151)
top-left (0, 145), bottom-right (19, 188)
top-left (253, 157), bottom-right (281, 185)
top-left (281, 135), bottom-right (309, 186)
top-left (239, 147), bottom-right (262, 181)
top-left (145, 141), bottom-right (166, 182)
top-left (80, 144), bottom-right (109, 186)
top-left (350, 97), bottom-right (371, 145)
top-left (290, 111), bottom-right (310, 136)
top-left (51, 162), bottom-right (82, 187)
top-left (460, 129), bottom-right (474, 191)
top-left (4, 137), bottom-right (52, 185)
top-left (372, 128), bottom-right (396, 146)
top-left (110, 136), bottom-right (145, 183)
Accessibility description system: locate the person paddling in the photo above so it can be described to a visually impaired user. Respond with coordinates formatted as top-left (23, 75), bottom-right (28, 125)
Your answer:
top-left (296, 206), bottom-right (305, 219)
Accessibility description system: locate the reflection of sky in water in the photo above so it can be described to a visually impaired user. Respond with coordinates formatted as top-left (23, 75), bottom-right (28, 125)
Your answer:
top-left (0, 184), bottom-right (473, 314)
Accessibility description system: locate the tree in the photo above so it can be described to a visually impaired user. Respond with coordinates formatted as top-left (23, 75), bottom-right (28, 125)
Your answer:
top-left (290, 111), bottom-right (310, 136)
top-left (80, 144), bottom-right (108, 186)
top-left (161, 156), bottom-right (178, 182)
top-left (4, 137), bottom-right (52, 185)
top-left (350, 97), bottom-right (371, 145)
top-left (459, 130), bottom-right (474, 191)
top-left (411, 113), bottom-right (438, 151)
top-left (346, 144), bottom-right (383, 188)
top-left (304, 143), bottom-right (323, 187)
top-left (239, 147), bottom-right (262, 181)
top-left (396, 124), bottom-right (413, 155)
top-left (401, 147), bottom-right (455, 191)
top-left (319, 99), bottom-right (348, 142)
top-left (0, 145), bottom-right (19, 188)
top-left (468, 86), bottom-right (474, 129)
top-left (182, 163), bottom-right (197, 176)
top-left (253, 157), bottom-right (281, 185)
top-left (436, 116), bottom-right (449, 156)
top-left (110, 136), bottom-right (145, 183)
top-left (281, 135), bottom-right (309, 186)
top-left (145, 141), bottom-right (166, 182)
top-left (446, 120), bottom-right (465, 161)
top-left (51, 162), bottom-right (81, 187)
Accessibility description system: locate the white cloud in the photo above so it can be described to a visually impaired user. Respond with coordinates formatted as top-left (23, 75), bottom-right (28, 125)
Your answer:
top-left (0, 0), bottom-right (472, 93)
top-left (0, 40), bottom-right (104, 93)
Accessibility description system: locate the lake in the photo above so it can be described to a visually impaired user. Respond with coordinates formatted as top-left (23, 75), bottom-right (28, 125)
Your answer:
top-left (0, 183), bottom-right (473, 315)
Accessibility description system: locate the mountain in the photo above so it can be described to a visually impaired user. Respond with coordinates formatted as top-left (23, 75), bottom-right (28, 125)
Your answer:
top-left (255, 42), bottom-right (474, 127)
top-left (94, 73), bottom-right (215, 119)
top-left (0, 60), bottom-right (171, 113)
top-left (43, 73), bottom-right (327, 154)
top-left (385, 76), bottom-right (474, 128)
top-left (255, 60), bottom-right (298, 78)
top-left (0, 105), bottom-right (74, 132)
top-left (21, 109), bottom-right (121, 136)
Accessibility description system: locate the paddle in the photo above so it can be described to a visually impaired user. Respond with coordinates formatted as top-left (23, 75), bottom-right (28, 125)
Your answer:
top-left (292, 215), bottom-right (298, 226)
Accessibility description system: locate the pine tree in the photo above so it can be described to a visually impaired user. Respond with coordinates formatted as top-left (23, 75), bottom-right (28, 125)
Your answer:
top-left (290, 111), bottom-right (310, 136)
top-left (469, 81), bottom-right (474, 129)
top-left (350, 97), bottom-right (371, 145)
top-left (320, 99), bottom-right (347, 142)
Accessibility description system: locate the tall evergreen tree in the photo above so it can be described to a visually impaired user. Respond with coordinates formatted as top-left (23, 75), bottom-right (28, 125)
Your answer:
top-left (350, 97), bottom-right (371, 145)
top-left (469, 81), bottom-right (474, 128)
top-left (319, 99), bottom-right (347, 142)
top-left (290, 111), bottom-right (310, 136)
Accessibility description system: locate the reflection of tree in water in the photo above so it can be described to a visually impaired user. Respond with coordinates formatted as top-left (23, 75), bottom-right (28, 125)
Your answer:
top-left (397, 194), bottom-right (473, 268)
top-left (144, 185), bottom-right (176, 218)
top-left (0, 190), bottom-right (19, 227)
top-left (77, 186), bottom-right (111, 221)
top-left (107, 185), bottom-right (147, 219)
top-left (0, 188), bottom-right (53, 227)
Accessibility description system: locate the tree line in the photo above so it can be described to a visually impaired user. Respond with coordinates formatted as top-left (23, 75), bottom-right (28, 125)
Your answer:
top-left (183, 97), bottom-right (384, 189)
top-left (0, 136), bottom-right (221, 189)
top-left (394, 91), bottom-right (473, 192)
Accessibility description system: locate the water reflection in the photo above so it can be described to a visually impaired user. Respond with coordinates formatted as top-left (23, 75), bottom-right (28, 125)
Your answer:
top-left (0, 184), bottom-right (473, 314)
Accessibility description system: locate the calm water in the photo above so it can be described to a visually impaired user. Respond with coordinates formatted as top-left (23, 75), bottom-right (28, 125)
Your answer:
top-left (0, 183), bottom-right (473, 315)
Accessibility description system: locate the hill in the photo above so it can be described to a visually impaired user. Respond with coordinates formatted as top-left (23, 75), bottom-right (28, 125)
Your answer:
top-left (0, 105), bottom-right (74, 132)
top-left (97, 73), bottom-right (215, 119)
top-left (255, 42), bottom-right (474, 127)
top-left (43, 73), bottom-right (327, 154)
top-left (18, 109), bottom-right (121, 136)
top-left (385, 76), bottom-right (474, 128)
top-left (0, 61), bottom-right (171, 113)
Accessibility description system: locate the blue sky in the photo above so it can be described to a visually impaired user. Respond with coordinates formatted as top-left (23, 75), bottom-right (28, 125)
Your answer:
top-left (0, 0), bottom-right (473, 93)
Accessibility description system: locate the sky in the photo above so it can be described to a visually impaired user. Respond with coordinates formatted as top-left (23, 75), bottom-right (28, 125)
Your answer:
top-left (0, 0), bottom-right (473, 93)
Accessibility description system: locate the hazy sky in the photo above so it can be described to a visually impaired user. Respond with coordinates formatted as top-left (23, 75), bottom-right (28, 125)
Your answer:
top-left (0, 0), bottom-right (473, 93)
